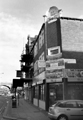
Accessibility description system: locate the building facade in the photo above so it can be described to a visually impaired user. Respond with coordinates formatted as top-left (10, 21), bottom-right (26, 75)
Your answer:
top-left (20, 6), bottom-right (83, 111)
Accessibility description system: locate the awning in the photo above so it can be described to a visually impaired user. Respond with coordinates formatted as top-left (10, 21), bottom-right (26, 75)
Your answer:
top-left (20, 78), bottom-right (33, 83)
top-left (12, 78), bottom-right (33, 88)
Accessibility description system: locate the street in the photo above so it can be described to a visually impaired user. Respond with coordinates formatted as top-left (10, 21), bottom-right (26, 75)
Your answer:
top-left (0, 96), bottom-right (8, 120)
top-left (1, 97), bottom-right (51, 120)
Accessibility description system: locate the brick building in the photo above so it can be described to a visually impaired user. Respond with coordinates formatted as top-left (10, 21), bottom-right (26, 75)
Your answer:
top-left (20, 6), bottom-right (83, 111)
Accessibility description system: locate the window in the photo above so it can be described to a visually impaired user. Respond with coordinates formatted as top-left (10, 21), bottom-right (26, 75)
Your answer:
top-left (57, 102), bottom-right (66, 108)
top-left (39, 35), bottom-right (42, 49)
top-left (34, 86), bottom-right (38, 98)
top-left (65, 101), bottom-right (77, 108)
top-left (34, 61), bottom-right (38, 72)
top-left (50, 49), bottom-right (59, 55)
top-left (39, 84), bottom-right (45, 101)
top-left (41, 30), bottom-right (44, 45)
top-left (48, 46), bottom-right (60, 56)
top-left (39, 52), bottom-right (45, 73)
top-left (39, 52), bottom-right (45, 60)
top-left (33, 87), bottom-right (35, 98)
top-left (34, 43), bottom-right (38, 57)
top-left (34, 61), bottom-right (38, 76)
top-left (77, 101), bottom-right (83, 108)
top-left (39, 30), bottom-right (44, 49)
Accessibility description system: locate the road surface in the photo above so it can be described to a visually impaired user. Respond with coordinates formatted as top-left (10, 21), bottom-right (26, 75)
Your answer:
top-left (0, 95), bottom-right (8, 120)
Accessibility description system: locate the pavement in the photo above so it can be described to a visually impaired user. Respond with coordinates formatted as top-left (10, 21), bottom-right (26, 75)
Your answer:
top-left (2, 97), bottom-right (50, 120)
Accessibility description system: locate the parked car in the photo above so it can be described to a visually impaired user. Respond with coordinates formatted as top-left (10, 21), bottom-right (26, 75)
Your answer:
top-left (48, 99), bottom-right (83, 120)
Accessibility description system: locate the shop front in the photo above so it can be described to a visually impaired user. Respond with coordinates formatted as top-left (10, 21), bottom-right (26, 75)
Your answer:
top-left (32, 80), bottom-right (46, 110)
top-left (49, 82), bottom-right (63, 106)
top-left (32, 70), bottom-right (46, 109)
top-left (63, 69), bottom-right (83, 100)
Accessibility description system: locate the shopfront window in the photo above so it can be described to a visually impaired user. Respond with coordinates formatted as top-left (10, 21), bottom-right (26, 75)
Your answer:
top-left (33, 87), bottom-right (35, 98)
top-left (49, 83), bottom-right (63, 106)
top-left (39, 84), bottom-right (45, 101)
top-left (34, 86), bottom-right (38, 98)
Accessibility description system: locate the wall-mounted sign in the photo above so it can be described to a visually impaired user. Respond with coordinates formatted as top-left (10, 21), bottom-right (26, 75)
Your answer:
top-left (64, 59), bottom-right (76, 64)
top-left (46, 58), bottom-right (65, 70)
top-left (48, 46), bottom-right (60, 56)
top-left (63, 69), bottom-right (83, 81)
top-left (46, 69), bottom-right (63, 79)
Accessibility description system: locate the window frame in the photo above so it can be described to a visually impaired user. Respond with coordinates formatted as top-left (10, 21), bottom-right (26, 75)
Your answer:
top-left (39, 84), bottom-right (45, 101)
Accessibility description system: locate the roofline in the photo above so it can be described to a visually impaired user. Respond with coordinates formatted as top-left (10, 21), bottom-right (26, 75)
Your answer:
top-left (60, 16), bottom-right (83, 21)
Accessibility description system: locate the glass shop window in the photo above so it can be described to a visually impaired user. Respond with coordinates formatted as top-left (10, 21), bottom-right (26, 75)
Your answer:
top-left (34, 86), bottom-right (38, 98)
top-left (39, 84), bottom-right (45, 101)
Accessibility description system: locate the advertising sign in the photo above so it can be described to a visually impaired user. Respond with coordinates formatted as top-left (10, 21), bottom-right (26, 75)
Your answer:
top-left (46, 57), bottom-right (65, 82)
top-left (46, 69), bottom-right (63, 79)
top-left (64, 69), bottom-right (83, 81)
top-left (46, 58), bottom-right (65, 70)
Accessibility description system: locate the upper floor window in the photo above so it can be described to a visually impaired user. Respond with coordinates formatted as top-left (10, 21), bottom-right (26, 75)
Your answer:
top-left (41, 30), bottom-right (44, 45)
top-left (34, 42), bottom-right (38, 57)
top-left (39, 52), bottom-right (45, 73)
top-left (39, 52), bottom-right (45, 60)
top-left (34, 61), bottom-right (38, 72)
top-left (39, 30), bottom-right (44, 49)
top-left (48, 46), bottom-right (60, 56)
top-left (39, 35), bottom-right (42, 49)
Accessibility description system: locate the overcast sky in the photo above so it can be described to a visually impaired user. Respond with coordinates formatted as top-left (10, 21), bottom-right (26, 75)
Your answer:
top-left (0, 0), bottom-right (83, 84)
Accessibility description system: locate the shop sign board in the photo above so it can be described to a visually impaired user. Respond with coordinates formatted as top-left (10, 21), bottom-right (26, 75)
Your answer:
top-left (64, 59), bottom-right (76, 64)
top-left (46, 69), bottom-right (63, 79)
top-left (64, 69), bottom-right (83, 81)
top-left (46, 78), bottom-right (62, 83)
top-left (46, 58), bottom-right (65, 70)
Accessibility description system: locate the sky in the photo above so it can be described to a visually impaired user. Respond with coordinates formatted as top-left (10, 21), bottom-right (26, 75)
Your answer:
top-left (0, 0), bottom-right (83, 84)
